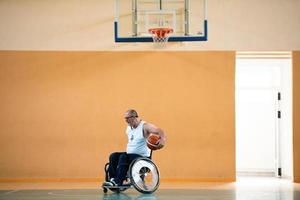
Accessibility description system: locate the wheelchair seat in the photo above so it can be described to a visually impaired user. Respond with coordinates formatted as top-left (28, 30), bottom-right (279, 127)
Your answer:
top-left (102, 156), bottom-right (160, 194)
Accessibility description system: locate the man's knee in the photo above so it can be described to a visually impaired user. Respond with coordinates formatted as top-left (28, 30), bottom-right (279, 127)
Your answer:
top-left (118, 153), bottom-right (128, 165)
top-left (109, 152), bottom-right (120, 162)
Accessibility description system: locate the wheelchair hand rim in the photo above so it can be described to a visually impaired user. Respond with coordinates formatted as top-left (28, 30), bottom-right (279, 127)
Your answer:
top-left (129, 157), bottom-right (160, 194)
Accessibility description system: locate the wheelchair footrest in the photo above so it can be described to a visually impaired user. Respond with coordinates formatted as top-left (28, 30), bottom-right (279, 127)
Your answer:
top-left (102, 183), bottom-right (132, 189)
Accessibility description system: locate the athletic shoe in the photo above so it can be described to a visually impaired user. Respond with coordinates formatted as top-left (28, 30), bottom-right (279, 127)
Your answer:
top-left (103, 178), bottom-right (117, 187)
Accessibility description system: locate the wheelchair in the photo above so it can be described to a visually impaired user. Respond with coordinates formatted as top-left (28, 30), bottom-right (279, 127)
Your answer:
top-left (102, 152), bottom-right (160, 194)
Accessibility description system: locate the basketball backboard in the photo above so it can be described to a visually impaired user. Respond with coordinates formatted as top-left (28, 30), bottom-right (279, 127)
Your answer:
top-left (114, 0), bottom-right (208, 42)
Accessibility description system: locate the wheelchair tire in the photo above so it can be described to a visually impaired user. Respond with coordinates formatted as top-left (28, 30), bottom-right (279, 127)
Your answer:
top-left (129, 157), bottom-right (160, 194)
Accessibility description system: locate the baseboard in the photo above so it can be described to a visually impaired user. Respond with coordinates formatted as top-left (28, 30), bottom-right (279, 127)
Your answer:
top-left (237, 171), bottom-right (275, 177)
top-left (0, 177), bottom-right (235, 183)
top-left (0, 178), bottom-right (102, 183)
top-left (161, 178), bottom-right (236, 182)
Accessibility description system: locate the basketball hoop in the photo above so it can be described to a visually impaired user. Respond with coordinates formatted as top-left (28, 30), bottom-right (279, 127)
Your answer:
top-left (149, 28), bottom-right (173, 47)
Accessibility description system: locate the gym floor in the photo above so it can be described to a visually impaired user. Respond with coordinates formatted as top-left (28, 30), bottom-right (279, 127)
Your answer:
top-left (0, 177), bottom-right (299, 200)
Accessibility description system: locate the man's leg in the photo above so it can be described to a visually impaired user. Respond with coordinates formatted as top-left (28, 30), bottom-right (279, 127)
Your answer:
top-left (114, 152), bottom-right (129, 186)
top-left (127, 153), bottom-right (143, 165)
top-left (107, 153), bottom-right (143, 186)
top-left (108, 152), bottom-right (124, 180)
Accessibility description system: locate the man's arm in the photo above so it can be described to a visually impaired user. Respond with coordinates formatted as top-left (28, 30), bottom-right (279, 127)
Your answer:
top-left (143, 122), bottom-right (166, 149)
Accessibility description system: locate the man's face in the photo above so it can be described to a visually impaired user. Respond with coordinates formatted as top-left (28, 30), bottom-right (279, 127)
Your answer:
top-left (124, 112), bottom-right (135, 126)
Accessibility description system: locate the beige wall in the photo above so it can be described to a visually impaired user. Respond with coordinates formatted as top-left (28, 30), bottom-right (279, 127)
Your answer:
top-left (0, 0), bottom-right (298, 183)
top-left (293, 51), bottom-right (300, 183)
top-left (0, 0), bottom-right (299, 50)
top-left (0, 51), bottom-right (236, 181)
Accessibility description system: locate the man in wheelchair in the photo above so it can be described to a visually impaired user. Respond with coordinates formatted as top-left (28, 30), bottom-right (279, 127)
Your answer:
top-left (103, 109), bottom-right (166, 191)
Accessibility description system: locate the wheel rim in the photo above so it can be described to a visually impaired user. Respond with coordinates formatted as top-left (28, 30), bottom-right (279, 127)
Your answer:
top-left (130, 158), bottom-right (159, 193)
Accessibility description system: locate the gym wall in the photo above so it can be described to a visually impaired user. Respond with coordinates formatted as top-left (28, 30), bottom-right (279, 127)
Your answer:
top-left (293, 51), bottom-right (300, 183)
top-left (0, 0), bottom-right (300, 50)
top-left (0, 0), bottom-right (300, 183)
top-left (0, 51), bottom-right (235, 182)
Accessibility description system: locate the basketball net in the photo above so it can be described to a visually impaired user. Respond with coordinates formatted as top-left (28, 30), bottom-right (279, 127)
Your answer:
top-left (149, 28), bottom-right (173, 47)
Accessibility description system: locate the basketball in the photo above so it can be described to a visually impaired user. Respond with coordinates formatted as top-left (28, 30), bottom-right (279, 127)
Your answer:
top-left (147, 134), bottom-right (160, 150)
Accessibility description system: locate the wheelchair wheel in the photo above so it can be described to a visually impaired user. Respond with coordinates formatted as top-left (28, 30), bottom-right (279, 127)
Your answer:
top-left (129, 157), bottom-right (160, 194)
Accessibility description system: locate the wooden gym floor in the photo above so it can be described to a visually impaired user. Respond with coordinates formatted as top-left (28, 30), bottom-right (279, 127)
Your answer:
top-left (0, 177), bottom-right (299, 200)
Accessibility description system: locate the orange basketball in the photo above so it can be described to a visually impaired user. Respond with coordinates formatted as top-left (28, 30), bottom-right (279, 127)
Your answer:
top-left (147, 134), bottom-right (160, 150)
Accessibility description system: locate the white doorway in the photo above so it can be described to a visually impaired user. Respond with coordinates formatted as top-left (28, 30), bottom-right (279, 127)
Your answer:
top-left (236, 89), bottom-right (277, 175)
top-left (235, 52), bottom-right (293, 178)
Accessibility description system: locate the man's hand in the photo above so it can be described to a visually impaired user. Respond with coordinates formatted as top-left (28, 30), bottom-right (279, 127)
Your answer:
top-left (144, 122), bottom-right (166, 150)
top-left (157, 137), bottom-right (165, 149)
